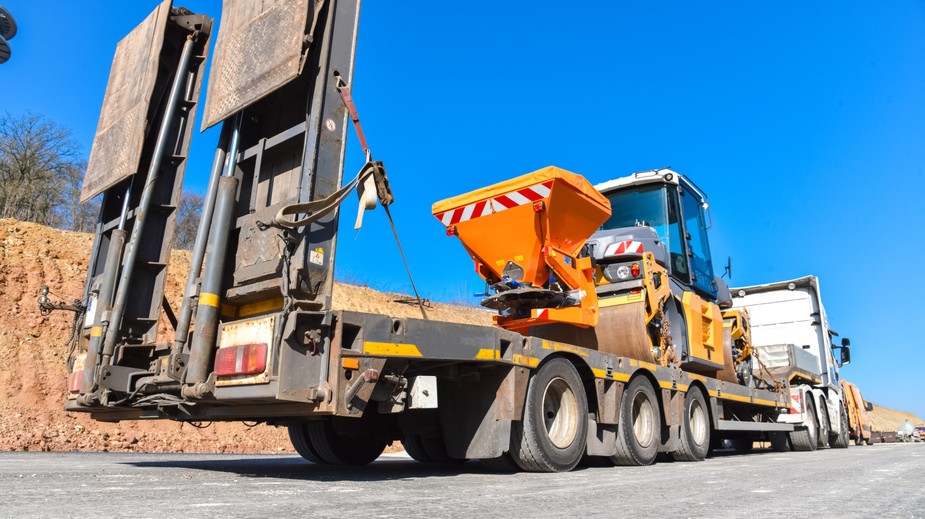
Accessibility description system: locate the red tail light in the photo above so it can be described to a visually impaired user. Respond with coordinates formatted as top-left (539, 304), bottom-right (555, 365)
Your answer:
top-left (68, 371), bottom-right (83, 393)
top-left (630, 263), bottom-right (640, 277)
top-left (215, 343), bottom-right (268, 376)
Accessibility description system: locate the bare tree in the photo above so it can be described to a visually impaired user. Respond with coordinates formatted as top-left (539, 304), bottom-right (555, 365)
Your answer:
top-left (173, 190), bottom-right (203, 250)
top-left (0, 112), bottom-right (88, 228)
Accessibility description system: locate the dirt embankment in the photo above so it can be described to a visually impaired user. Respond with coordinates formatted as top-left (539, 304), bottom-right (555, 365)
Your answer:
top-left (0, 219), bottom-right (489, 453)
top-left (869, 405), bottom-right (924, 432)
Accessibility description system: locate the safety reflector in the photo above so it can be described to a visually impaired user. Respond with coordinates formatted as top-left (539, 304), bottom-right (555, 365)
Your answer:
top-left (68, 371), bottom-right (83, 393)
top-left (214, 343), bottom-right (268, 377)
top-left (789, 392), bottom-right (802, 414)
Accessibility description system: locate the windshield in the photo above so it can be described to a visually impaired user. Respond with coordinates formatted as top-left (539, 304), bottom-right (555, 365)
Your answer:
top-left (600, 185), bottom-right (669, 240)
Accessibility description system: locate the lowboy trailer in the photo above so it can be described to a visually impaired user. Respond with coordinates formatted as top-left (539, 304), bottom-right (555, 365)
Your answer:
top-left (49, 0), bottom-right (807, 472)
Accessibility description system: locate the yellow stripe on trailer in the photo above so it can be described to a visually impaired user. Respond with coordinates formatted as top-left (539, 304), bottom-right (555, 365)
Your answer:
top-left (591, 368), bottom-right (631, 382)
top-left (541, 340), bottom-right (590, 357)
top-left (513, 354), bottom-right (540, 367)
top-left (362, 342), bottom-right (423, 357)
top-left (90, 326), bottom-right (103, 337)
top-left (658, 380), bottom-right (689, 392)
top-left (475, 348), bottom-right (501, 360)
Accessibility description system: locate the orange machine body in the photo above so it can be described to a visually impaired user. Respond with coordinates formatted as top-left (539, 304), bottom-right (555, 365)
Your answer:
top-left (433, 166), bottom-right (611, 330)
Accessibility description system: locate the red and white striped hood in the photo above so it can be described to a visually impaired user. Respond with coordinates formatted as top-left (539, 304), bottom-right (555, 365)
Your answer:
top-left (435, 181), bottom-right (553, 226)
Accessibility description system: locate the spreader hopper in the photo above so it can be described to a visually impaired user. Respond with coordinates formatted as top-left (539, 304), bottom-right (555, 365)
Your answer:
top-left (433, 166), bottom-right (611, 330)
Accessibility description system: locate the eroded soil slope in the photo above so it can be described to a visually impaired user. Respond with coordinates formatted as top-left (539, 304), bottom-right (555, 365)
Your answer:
top-left (0, 219), bottom-right (490, 453)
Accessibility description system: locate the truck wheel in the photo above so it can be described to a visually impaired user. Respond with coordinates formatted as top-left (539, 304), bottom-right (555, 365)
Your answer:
top-left (307, 419), bottom-right (386, 465)
top-left (288, 422), bottom-right (326, 464)
top-left (769, 432), bottom-right (790, 452)
top-left (402, 434), bottom-right (433, 463)
top-left (511, 358), bottom-right (588, 472)
top-left (817, 401), bottom-right (830, 449)
top-left (611, 376), bottom-right (661, 466)
top-left (830, 406), bottom-right (850, 449)
top-left (789, 397), bottom-right (819, 451)
top-left (672, 387), bottom-right (710, 461)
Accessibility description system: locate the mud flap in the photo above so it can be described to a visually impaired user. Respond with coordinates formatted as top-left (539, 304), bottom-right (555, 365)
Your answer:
top-left (439, 365), bottom-right (527, 459)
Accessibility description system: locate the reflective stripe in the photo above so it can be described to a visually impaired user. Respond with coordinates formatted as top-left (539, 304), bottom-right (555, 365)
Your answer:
top-left (475, 348), bottom-right (501, 360)
top-left (362, 342), bottom-right (423, 357)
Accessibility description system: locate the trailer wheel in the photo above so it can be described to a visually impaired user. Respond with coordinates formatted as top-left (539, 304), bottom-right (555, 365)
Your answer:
top-left (510, 358), bottom-right (588, 472)
top-left (817, 401), bottom-right (830, 449)
top-left (404, 433), bottom-right (464, 464)
top-left (307, 419), bottom-right (386, 465)
top-left (672, 387), bottom-right (710, 461)
top-left (402, 434), bottom-right (433, 463)
top-left (830, 406), bottom-right (850, 449)
top-left (611, 376), bottom-right (661, 466)
top-left (288, 422), bottom-right (326, 464)
top-left (769, 432), bottom-right (791, 452)
top-left (789, 397), bottom-right (819, 451)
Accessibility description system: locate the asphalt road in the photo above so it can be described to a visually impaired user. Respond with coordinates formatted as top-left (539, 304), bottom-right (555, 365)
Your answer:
top-left (2, 443), bottom-right (922, 518)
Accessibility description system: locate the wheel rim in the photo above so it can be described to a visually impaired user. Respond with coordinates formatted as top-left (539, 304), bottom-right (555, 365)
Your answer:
top-left (632, 390), bottom-right (655, 448)
top-left (543, 377), bottom-right (579, 449)
top-left (689, 397), bottom-right (707, 446)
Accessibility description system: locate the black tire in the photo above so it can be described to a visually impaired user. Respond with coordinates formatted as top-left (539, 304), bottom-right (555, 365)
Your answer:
top-left (611, 376), bottom-right (661, 466)
top-left (307, 419), bottom-right (386, 465)
top-left (288, 422), bottom-right (326, 464)
top-left (817, 400), bottom-right (830, 449)
top-left (479, 453), bottom-right (521, 472)
top-left (731, 438), bottom-right (754, 453)
top-left (403, 434), bottom-right (433, 463)
top-left (790, 396), bottom-right (819, 452)
top-left (421, 435), bottom-right (465, 464)
top-left (769, 432), bottom-right (791, 452)
top-left (510, 358), bottom-right (588, 472)
top-left (672, 387), bottom-right (710, 461)
top-left (830, 406), bottom-right (850, 449)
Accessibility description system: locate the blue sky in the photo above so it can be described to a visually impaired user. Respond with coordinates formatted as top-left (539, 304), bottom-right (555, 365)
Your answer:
top-left (3, 1), bottom-right (923, 419)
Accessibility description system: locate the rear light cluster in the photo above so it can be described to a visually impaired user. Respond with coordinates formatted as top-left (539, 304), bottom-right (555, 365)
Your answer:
top-left (214, 343), bottom-right (268, 377)
top-left (602, 261), bottom-right (642, 282)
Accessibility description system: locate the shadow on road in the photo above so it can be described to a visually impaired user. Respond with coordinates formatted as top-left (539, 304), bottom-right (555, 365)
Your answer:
top-left (124, 456), bottom-right (490, 482)
top-left (121, 446), bottom-right (782, 481)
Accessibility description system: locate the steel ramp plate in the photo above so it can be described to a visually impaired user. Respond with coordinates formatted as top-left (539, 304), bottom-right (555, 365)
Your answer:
top-left (79, 0), bottom-right (172, 203)
top-left (201, 0), bottom-right (312, 129)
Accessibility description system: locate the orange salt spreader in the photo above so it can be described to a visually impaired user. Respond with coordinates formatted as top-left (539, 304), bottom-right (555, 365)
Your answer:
top-left (432, 166), bottom-right (611, 331)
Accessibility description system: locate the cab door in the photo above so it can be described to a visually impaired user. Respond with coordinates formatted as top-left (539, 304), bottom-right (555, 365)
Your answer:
top-left (678, 184), bottom-right (717, 298)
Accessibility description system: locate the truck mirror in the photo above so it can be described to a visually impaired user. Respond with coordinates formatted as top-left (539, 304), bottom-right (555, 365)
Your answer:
top-left (841, 337), bottom-right (851, 347)
top-left (840, 347), bottom-right (851, 366)
top-left (865, 401), bottom-right (874, 412)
